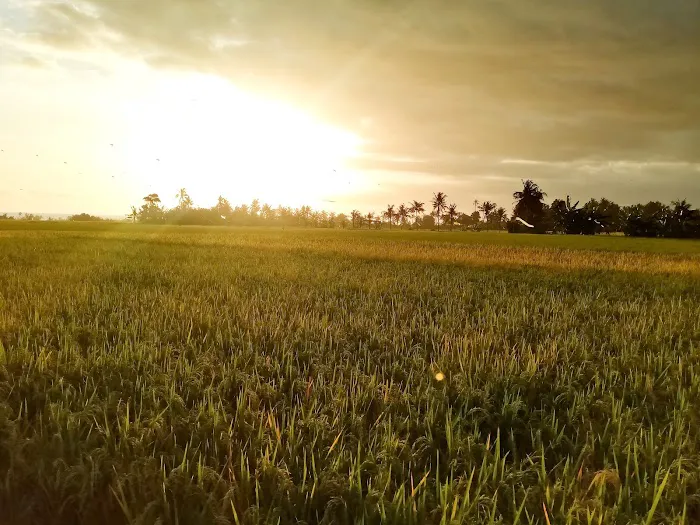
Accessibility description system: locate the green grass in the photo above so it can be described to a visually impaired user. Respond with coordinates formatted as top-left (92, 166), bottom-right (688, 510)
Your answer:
top-left (0, 223), bottom-right (699, 524)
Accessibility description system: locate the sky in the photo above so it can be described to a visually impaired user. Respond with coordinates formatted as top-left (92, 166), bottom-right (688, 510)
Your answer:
top-left (1, 0), bottom-right (699, 216)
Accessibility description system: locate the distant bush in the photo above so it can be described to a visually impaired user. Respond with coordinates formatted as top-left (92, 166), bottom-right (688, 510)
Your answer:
top-left (0, 213), bottom-right (15, 220)
top-left (69, 213), bottom-right (103, 222)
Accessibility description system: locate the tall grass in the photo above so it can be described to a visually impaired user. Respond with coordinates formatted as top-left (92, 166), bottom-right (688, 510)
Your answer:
top-left (0, 225), bottom-right (699, 524)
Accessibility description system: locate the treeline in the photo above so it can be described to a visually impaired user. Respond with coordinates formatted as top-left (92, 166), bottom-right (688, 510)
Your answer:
top-left (0, 213), bottom-right (105, 222)
top-left (129, 182), bottom-right (700, 238)
top-left (506, 180), bottom-right (700, 238)
top-left (0, 213), bottom-right (44, 221)
top-left (4, 180), bottom-right (697, 239)
top-left (130, 190), bottom-right (512, 231)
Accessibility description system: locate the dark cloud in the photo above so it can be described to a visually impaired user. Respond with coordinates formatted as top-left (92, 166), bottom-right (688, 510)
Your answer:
top-left (32, 0), bottom-right (700, 174)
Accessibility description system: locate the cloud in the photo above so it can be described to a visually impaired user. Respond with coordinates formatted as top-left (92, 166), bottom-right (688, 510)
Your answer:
top-left (18, 55), bottom-right (46, 68)
top-left (8, 0), bottom-right (700, 200)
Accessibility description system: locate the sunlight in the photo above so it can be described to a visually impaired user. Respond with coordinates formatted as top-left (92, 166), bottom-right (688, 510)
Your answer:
top-left (121, 72), bottom-right (362, 208)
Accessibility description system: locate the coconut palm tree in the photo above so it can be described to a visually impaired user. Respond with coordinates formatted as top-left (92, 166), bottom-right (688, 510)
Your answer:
top-left (175, 188), bottom-right (193, 210)
top-left (144, 193), bottom-right (161, 206)
top-left (479, 201), bottom-right (496, 229)
top-left (431, 192), bottom-right (447, 231)
top-left (383, 204), bottom-right (395, 229)
top-left (493, 207), bottom-right (508, 230)
top-left (215, 195), bottom-right (233, 220)
top-left (409, 200), bottom-right (425, 227)
top-left (397, 204), bottom-right (409, 229)
top-left (513, 180), bottom-right (547, 231)
top-left (444, 203), bottom-right (459, 231)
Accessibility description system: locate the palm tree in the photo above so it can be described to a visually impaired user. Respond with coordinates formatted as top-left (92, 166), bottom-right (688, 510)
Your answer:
top-left (383, 204), bottom-right (395, 229)
top-left (175, 188), bottom-right (193, 209)
top-left (143, 193), bottom-right (161, 206)
top-left (479, 201), bottom-right (496, 229)
top-left (409, 200), bottom-right (425, 227)
top-left (444, 203), bottom-right (459, 231)
top-left (493, 207), bottom-right (508, 230)
top-left (141, 193), bottom-right (163, 223)
top-left (513, 180), bottom-right (547, 231)
top-left (473, 199), bottom-right (480, 214)
top-left (127, 206), bottom-right (138, 223)
top-left (397, 204), bottom-right (409, 229)
top-left (215, 195), bottom-right (233, 220)
top-left (431, 192), bottom-right (447, 231)
top-left (366, 212), bottom-right (374, 230)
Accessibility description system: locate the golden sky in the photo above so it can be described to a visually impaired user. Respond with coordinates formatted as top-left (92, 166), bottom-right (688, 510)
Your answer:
top-left (1, 0), bottom-right (699, 215)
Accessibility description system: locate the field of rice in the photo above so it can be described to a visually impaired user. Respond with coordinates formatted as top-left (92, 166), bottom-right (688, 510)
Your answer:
top-left (1, 223), bottom-right (699, 524)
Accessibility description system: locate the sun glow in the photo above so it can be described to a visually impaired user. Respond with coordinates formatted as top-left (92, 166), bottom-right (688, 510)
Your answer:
top-left (121, 73), bottom-right (362, 209)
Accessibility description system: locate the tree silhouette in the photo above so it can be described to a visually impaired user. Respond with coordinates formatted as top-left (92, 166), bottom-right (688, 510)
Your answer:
top-left (383, 204), bottom-right (395, 229)
top-left (583, 198), bottom-right (621, 233)
top-left (261, 203), bottom-right (274, 221)
top-left (409, 200), bottom-right (425, 227)
top-left (551, 196), bottom-right (606, 235)
top-left (513, 180), bottom-right (547, 233)
top-left (121, 178), bottom-right (699, 238)
top-left (215, 195), bottom-right (233, 221)
top-left (444, 203), bottom-right (459, 231)
top-left (479, 201), bottom-right (496, 229)
top-left (143, 193), bottom-right (161, 206)
top-left (127, 206), bottom-right (138, 223)
top-left (175, 188), bottom-right (193, 210)
top-left (397, 204), bottom-right (409, 229)
top-left (493, 207), bottom-right (508, 230)
top-left (431, 192), bottom-right (447, 231)
top-left (667, 200), bottom-right (700, 238)
top-left (140, 194), bottom-right (164, 223)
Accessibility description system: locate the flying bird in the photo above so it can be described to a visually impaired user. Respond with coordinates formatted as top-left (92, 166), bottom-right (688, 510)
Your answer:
top-left (515, 217), bottom-right (535, 228)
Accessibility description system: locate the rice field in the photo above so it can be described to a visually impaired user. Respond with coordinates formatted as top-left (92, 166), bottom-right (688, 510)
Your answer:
top-left (1, 223), bottom-right (699, 524)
